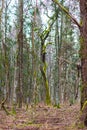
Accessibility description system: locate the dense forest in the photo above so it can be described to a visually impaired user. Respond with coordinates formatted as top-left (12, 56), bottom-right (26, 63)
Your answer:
top-left (0, 0), bottom-right (87, 129)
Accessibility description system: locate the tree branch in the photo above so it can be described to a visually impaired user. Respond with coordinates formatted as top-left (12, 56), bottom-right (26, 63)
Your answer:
top-left (52, 0), bottom-right (81, 29)
top-left (40, 8), bottom-right (59, 41)
top-left (57, 56), bottom-right (81, 67)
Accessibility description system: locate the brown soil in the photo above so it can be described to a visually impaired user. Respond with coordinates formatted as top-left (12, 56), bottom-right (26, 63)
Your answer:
top-left (0, 103), bottom-right (86, 130)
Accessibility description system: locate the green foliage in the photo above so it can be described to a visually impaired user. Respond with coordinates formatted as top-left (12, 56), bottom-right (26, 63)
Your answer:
top-left (34, 27), bottom-right (39, 32)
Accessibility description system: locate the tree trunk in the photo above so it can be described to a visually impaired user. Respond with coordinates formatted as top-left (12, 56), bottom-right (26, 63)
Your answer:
top-left (40, 40), bottom-right (51, 105)
top-left (80, 0), bottom-right (87, 126)
top-left (17, 0), bottom-right (23, 108)
top-left (80, 0), bottom-right (87, 107)
top-left (54, 8), bottom-right (60, 106)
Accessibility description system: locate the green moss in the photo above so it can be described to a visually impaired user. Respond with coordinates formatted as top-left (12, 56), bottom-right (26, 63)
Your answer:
top-left (78, 122), bottom-right (85, 129)
top-left (80, 19), bottom-right (83, 26)
top-left (54, 103), bottom-right (60, 108)
top-left (79, 36), bottom-right (84, 57)
top-left (79, 36), bottom-right (84, 44)
top-left (26, 120), bottom-right (34, 125)
top-left (41, 62), bottom-right (51, 105)
top-left (12, 107), bottom-right (16, 115)
top-left (80, 85), bottom-right (83, 92)
top-left (43, 62), bottom-right (47, 74)
top-left (45, 80), bottom-right (51, 105)
top-left (82, 100), bottom-right (87, 111)
top-left (79, 36), bottom-right (87, 58)
top-left (16, 121), bottom-right (42, 129)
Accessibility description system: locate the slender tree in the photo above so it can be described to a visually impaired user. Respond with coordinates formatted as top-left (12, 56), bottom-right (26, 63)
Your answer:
top-left (17, 0), bottom-right (24, 108)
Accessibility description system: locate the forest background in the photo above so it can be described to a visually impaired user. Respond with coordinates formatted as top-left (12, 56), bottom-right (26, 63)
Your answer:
top-left (0, 0), bottom-right (81, 111)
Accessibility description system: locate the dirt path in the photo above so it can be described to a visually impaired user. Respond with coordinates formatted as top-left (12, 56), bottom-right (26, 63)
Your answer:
top-left (0, 103), bottom-right (86, 130)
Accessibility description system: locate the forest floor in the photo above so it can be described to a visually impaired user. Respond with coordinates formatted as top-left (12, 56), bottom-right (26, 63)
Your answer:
top-left (0, 103), bottom-right (87, 130)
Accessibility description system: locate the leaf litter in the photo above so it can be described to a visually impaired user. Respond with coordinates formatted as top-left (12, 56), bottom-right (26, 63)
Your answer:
top-left (0, 103), bottom-right (87, 130)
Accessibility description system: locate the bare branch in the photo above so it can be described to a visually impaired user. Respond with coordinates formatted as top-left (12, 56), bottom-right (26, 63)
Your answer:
top-left (57, 56), bottom-right (81, 67)
top-left (40, 9), bottom-right (59, 41)
top-left (52, 0), bottom-right (81, 29)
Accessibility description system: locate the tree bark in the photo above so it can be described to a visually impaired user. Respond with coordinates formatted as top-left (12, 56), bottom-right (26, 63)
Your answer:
top-left (40, 40), bottom-right (51, 105)
top-left (79, 1), bottom-right (87, 126)
top-left (17, 0), bottom-right (23, 108)
top-left (80, 0), bottom-right (87, 108)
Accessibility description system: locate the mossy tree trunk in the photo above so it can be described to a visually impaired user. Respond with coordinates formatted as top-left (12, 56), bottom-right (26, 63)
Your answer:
top-left (0, 0), bottom-right (10, 103)
top-left (39, 9), bottom-right (58, 105)
top-left (80, 0), bottom-right (87, 126)
top-left (17, 0), bottom-right (23, 108)
top-left (54, 5), bottom-right (60, 106)
top-left (40, 39), bottom-right (51, 105)
top-left (80, 0), bottom-right (87, 108)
